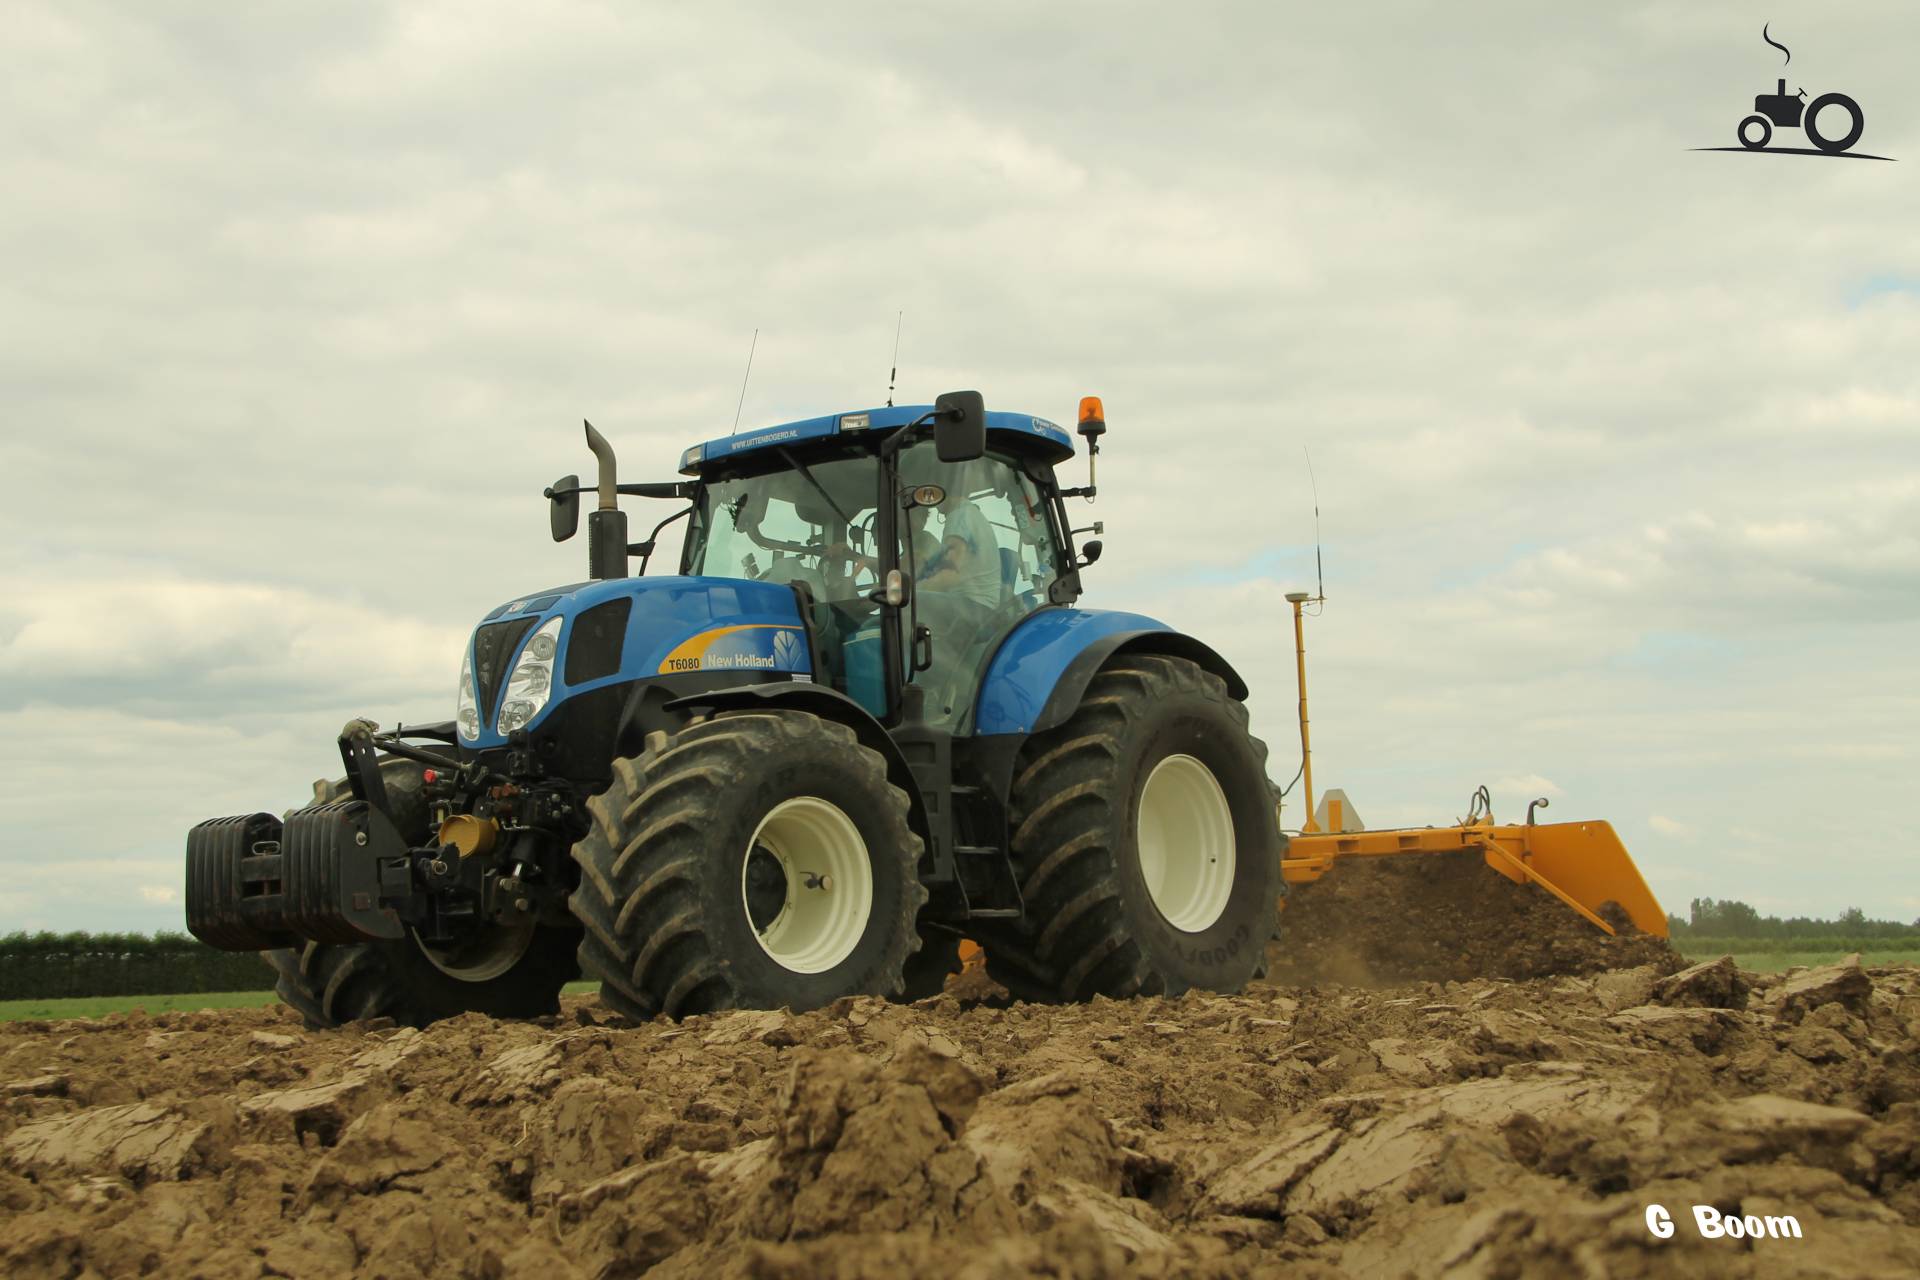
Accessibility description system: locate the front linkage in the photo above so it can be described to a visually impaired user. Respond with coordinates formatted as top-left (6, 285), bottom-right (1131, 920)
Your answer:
top-left (186, 720), bottom-right (583, 956)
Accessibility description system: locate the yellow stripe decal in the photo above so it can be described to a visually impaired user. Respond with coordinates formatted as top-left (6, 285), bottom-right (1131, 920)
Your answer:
top-left (657, 624), bottom-right (800, 673)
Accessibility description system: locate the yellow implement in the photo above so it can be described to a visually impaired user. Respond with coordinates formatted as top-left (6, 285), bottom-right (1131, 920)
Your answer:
top-left (1278, 592), bottom-right (1667, 938)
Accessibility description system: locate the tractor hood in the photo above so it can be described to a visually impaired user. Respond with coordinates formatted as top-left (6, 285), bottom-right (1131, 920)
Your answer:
top-left (457, 575), bottom-right (810, 748)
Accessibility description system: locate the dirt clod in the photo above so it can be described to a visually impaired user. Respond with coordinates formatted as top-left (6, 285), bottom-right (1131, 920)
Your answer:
top-left (1653, 954), bottom-right (1752, 1009)
top-left (1772, 954), bottom-right (1874, 1024)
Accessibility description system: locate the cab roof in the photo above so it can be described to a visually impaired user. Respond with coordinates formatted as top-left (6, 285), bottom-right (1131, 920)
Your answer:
top-left (679, 404), bottom-right (1075, 475)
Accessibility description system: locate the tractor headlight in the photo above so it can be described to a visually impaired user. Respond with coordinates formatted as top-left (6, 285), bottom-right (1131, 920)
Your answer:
top-left (498, 616), bottom-right (563, 736)
top-left (456, 645), bottom-right (480, 741)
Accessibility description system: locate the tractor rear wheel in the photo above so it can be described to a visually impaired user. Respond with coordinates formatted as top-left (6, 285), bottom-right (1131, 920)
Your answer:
top-left (569, 711), bottom-right (928, 1020)
top-left (984, 654), bottom-right (1281, 1002)
top-left (264, 757), bottom-right (578, 1029)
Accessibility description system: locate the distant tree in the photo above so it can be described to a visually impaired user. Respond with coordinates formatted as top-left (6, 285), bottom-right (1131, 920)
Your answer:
top-left (1690, 898), bottom-right (1761, 936)
top-left (1676, 901), bottom-right (1919, 944)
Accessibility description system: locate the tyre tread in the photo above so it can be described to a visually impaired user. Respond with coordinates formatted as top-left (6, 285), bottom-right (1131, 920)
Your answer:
top-left (569, 709), bottom-right (928, 1020)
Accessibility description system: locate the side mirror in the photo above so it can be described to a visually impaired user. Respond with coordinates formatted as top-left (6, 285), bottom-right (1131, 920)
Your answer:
top-left (1079, 539), bottom-right (1103, 567)
top-left (933, 390), bottom-right (986, 462)
top-left (548, 474), bottom-right (580, 542)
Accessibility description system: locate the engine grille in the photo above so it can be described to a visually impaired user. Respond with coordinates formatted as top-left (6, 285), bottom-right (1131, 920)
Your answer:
top-left (564, 598), bottom-right (631, 685)
top-left (473, 616), bottom-right (538, 719)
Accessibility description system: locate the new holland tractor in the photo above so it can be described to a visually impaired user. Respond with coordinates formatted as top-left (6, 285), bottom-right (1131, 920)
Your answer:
top-left (185, 392), bottom-right (1282, 1026)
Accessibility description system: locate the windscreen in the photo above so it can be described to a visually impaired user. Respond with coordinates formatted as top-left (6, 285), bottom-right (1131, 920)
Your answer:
top-left (681, 443), bottom-right (1065, 727)
top-left (683, 451), bottom-right (881, 599)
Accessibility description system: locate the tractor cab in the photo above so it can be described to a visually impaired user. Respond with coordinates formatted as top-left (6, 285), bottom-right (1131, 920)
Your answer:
top-left (676, 406), bottom-right (1080, 730)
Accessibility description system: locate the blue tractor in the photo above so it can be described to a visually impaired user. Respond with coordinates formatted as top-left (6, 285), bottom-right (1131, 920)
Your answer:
top-left (185, 392), bottom-right (1282, 1025)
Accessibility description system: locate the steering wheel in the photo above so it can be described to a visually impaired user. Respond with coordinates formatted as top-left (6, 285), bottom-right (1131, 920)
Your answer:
top-left (846, 513), bottom-right (882, 589)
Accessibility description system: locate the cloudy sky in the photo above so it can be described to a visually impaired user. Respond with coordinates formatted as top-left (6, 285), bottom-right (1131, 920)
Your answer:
top-left (4, 3), bottom-right (1915, 934)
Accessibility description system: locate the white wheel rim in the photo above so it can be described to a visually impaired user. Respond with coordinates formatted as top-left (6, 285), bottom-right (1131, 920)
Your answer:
top-left (742, 797), bottom-right (874, 973)
top-left (413, 915), bottom-right (535, 982)
top-left (1136, 753), bottom-right (1237, 933)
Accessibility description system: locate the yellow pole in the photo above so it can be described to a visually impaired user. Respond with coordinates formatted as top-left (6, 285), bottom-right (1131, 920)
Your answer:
top-left (1285, 591), bottom-right (1316, 833)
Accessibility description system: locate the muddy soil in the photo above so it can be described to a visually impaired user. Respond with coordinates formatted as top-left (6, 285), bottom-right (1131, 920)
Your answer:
top-left (1267, 850), bottom-right (1678, 986)
top-left (4, 934), bottom-right (1917, 1279)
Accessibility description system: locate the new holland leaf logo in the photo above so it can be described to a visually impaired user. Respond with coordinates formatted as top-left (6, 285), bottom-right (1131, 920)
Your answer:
top-left (773, 629), bottom-right (801, 668)
top-left (1694, 24), bottom-right (1893, 162)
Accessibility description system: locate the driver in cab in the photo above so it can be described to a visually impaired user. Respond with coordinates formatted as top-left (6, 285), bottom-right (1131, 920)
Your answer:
top-left (836, 462), bottom-right (997, 610)
top-left (917, 478), bottom-right (1000, 609)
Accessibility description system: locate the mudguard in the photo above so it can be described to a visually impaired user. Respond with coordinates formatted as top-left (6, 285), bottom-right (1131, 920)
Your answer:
top-left (970, 608), bottom-right (1248, 737)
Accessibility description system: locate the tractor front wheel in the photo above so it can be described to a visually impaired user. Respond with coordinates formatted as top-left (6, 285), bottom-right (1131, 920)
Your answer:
top-left (569, 711), bottom-right (928, 1020)
top-left (264, 759), bottom-right (578, 1029)
top-left (984, 654), bottom-right (1281, 1002)
top-left (267, 926), bottom-right (581, 1029)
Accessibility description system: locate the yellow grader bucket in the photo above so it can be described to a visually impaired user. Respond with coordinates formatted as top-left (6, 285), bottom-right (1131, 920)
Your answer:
top-left (1277, 591), bottom-right (1665, 938)
top-left (1280, 794), bottom-right (1667, 938)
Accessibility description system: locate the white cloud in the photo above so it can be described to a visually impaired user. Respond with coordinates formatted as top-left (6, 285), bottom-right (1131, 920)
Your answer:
top-left (1, 2), bottom-right (1916, 930)
top-left (0, 562), bottom-right (466, 719)
top-left (1491, 775), bottom-right (1564, 800)
top-left (138, 886), bottom-right (177, 905)
top-left (1649, 816), bottom-right (1692, 837)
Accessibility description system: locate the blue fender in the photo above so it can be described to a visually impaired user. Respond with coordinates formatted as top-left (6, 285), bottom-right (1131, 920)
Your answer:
top-left (970, 608), bottom-right (1248, 737)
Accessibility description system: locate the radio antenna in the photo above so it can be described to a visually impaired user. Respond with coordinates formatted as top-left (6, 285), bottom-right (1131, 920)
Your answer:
top-left (730, 328), bottom-right (758, 435)
top-left (1304, 445), bottom-right (1325, 603)
top-left (886, 311), bottom-right (903, 407)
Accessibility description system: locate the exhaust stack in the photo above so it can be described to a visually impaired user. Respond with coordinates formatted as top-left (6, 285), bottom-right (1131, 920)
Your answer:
top-left (583, 420), bottom-right (628, 580)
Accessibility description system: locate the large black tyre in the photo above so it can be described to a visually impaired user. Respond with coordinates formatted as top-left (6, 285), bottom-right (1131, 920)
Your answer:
top-left (982, 654), bottom-right (1281, 1002)
top-left (267, 926), bottom-right (581, 1029)
top-left (264, 756), bottom-right (579, 1029)
top-left (569, 711), bottom-right (928, 1020)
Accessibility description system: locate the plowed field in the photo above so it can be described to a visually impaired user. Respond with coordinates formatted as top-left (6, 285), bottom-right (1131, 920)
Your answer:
top-left (4, 869), bottom-right (1917, 1278)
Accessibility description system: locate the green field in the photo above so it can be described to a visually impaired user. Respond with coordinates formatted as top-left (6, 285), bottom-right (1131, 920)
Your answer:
top-left (0, 981), bottom-right (604, 1023)
top-left (0, 989), bottom-right (282, 1021)
top-left (1706, 950), bottom-right (1920, 973)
